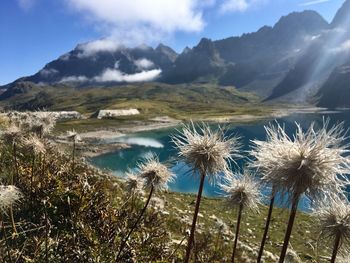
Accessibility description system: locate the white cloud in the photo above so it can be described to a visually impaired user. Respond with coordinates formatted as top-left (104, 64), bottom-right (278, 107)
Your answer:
top-left (66, 0), bottom-right (205, 45)
top-left (220, 0), bottom-right (248, 12)
top-left (93, 68), bottom-right (162, 83)
top-left (77, 39), bottom-right (121, 57)
top-left (59, 75), bottom-right (89, 83)
top-left (58, 67), bottom-right (162, 84)
top-left (219, 0), bottom-right (265, 13)
top-left (39, 68), bottom-right (59, 77)
top-left (299, 0), bottom-right (330, 6)
top-left (134, 58), bottom-right (155, 70)
top-left (331, 39), bottom-right (350, 53)
top-left (17, 0), bottom-right (36, 10)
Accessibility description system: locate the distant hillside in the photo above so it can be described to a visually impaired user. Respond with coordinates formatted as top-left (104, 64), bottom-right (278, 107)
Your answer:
top-left (0, 82), bottom-right (264, 119)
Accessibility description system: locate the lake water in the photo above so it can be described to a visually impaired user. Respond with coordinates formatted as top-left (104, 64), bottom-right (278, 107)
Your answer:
top-left (90, 110), bottom-right (350, 210)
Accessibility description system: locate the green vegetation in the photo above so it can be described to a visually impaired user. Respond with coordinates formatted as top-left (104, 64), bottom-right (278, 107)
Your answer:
top-left (2, 112), bottom-right (347, 263)
top-left (0, 82), bottom-right (271, 118)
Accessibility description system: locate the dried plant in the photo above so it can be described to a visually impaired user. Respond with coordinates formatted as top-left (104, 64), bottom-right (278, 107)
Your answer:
top-left (250, 120), bottom-right (350, 263)
top-left (116, 154), bottom-right (174, 260)
top-left (23, 135), bottom-right (46, 155)
top-left (138, 154), bottom-right (175, 191)
top-left (0, 185), bottom-right (22, 213)
top-left (66, 130), bottom-right (81, 173)
top-left (0, 185), bottom-right (22, 236)
top-left (30, 113), bottom-right (57, 137)
top-left (314, 196), bottom-right (350, 262)
top-left (220, 171), bottom-right (261, 262)
top-left (0, 124), bottom-right (23, 145)
top-left (172, 122), bottom-right (241, 263)
top-left (172, 122), bottom-right (241, 182)
top-left (66, 129), bottom-right (81, 142)
top-left (251, 120), bottom-right (350, 202)
top-left (220, 171), bottom-right (261, 212)
top-left (125, 171), bottom-right (145, 194)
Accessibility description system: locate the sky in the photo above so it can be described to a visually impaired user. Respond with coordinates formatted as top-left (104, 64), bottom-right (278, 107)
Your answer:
top-left (0, 0), bottom-right (346, 85)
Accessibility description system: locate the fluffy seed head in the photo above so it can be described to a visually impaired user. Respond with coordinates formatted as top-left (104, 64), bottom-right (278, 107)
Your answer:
top-left (30, 113), bottom-right (57, 136)
top-left (172, 123), bottom-right (241, 182)
top-left (23, 135), bottom-right (46, 154)
top-left (66, 130), bottom-right (81, 142)
top-left (137, 154), bottom-right (174, 191)
top-left (219, 171), bottom-right (261, 212)
top-left (0, 185), bottom-right (23, 213)
top-left (314, 196), bottom-right (350, 254)
top-left (250, 120), bottom-right (350, 202)
top-left (1, 124), bottom-right (23, 144)
top-left (125, 171), bottom-right (144, 193)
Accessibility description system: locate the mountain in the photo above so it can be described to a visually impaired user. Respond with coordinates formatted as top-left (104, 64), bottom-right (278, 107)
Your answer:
top-left (316, 61), bottom-right (350, 108)
top-left (266, 0), bottom-right (350, 103)
top-left (2, 0), bottom-right (350, 108)
top-left (2, 43), bottom-right (178, 89)
top-left (331, 0), bottom-right (350, 27)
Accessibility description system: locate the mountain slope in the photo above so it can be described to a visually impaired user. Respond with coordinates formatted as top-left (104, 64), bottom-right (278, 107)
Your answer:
top-left (266, 0), bottom-right (350, 103)
top-left (2, 0), bottom-right (350, 108)
top-left (317, 61), bottom-right (350, 108)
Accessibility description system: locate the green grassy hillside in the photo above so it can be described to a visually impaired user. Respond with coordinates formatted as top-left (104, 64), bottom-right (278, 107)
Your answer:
top-left (0, 82), bottom-right (267, 118)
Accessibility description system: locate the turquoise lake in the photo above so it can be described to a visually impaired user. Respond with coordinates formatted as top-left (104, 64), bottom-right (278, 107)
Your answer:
top-left (90, 110), bottom-right (350, 210)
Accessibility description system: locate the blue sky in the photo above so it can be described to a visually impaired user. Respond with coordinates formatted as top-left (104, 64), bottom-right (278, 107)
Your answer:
top-left (0, 0), bottom-right (345, 85)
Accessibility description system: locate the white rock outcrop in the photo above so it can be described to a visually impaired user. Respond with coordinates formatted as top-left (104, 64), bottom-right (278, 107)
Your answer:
top-left (97, 109), bottom-right (140, 119)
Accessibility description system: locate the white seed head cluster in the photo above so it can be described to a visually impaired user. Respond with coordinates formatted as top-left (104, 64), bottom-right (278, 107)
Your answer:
top-left (23, 135), bottom-right (46, 154)
top-left (66, 130), bottom-right (81, 142)
top-left (137, 154), bottom-right (175, 191)
top-left (0, 124), bottom-right (23, 144)
top-left (7, 111), bottom-right (57, 136)
top-left (172, 123), bottom-right (241, 182)
top-left (125, 171), bottom-right (145, 193)
top-left (0, 185), bottom-right (23, 213)
top-left (219, 171), bottom-right (261, 212)
top-left (314, 196), bottom-right (350, 253)
top-left (30, 113), bottom-right (57, 136)
top-left (250, 120), bottom-right (350, 201)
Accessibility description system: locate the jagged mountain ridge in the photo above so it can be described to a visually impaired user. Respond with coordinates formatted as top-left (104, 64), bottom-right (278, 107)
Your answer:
top-left (2, 0), bottom-right (350, 107)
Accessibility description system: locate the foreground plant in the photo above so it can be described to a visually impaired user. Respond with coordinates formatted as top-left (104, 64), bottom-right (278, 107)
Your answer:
top-left (250, 120), bottom-right (350, 263)
top-left (172, 123), bottom-right (241, 262)
top-left (66, 130), bottom-right (81, 173)
top-left (220, 172), bottom-right (261, 263)
top-left (314, 196), bottom-right (350, 263)
top-left (0, 185), bottom-right (22, 261)
top-left (116, 154), bottom-right (174, 260)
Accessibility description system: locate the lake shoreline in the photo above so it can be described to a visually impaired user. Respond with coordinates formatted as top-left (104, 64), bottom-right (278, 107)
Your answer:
top-left (77, 106), bottom-right (329, 157)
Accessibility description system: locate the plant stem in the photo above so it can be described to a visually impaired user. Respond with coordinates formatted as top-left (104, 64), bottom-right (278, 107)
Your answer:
top-left (184, 170), bottom-right (206, 263)
top-left (257, 195), bottom-right (275, 263)
top-left (30, 155), bottom-right (35, 209)
top-left (231, 203), bottom-right (243, 263)
top-left (168, 234), bottom-right (187, 261)
top-left (12, 142), bottom-right (18, 185)
top-left (1, 215), bottom-right (13, 263)
top-left (43, 202), bottom-right (49, 262)
top-left (116, 185), bottom-right (154, 261)
top-left (9, 142), bottom-right (18, 235)
top-left (8, 207), bottom-right (17, 235)
top-left (72, 140), bottom-right (76, 174)
top-left (278, 194), bottom-right (300, 263)
top-left (330, 232), bottom-right (341, 263)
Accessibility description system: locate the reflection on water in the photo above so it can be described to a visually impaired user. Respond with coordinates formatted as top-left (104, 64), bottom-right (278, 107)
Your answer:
top-left (109, 136), bottom-right (164, 148)
top-left (90, 110), bottom-right (350, 211)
